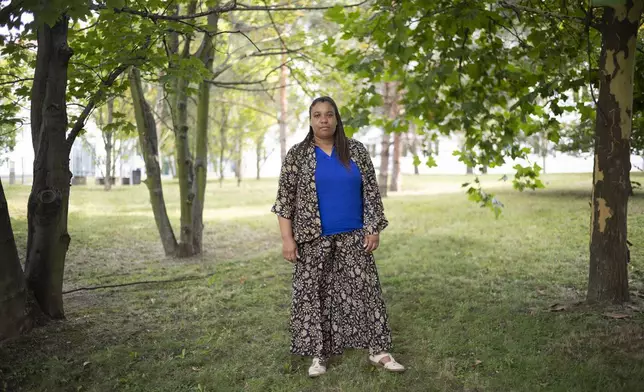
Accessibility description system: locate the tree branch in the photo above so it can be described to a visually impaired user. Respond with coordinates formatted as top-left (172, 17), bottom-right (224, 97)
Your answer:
top-left (62, 272), bottom-right (217, 295)
top-left (285, 64), bottom-right (314, 98)
top-left (212, 98), bottom-right (278, 120)
top-left (206, 82), bottom-right (297, 91)
top-left (90, 0), bottom-right (368, 21)
top-left (66, 37), bottom-right (154, 149)
top-left (208, 59), bottom-right (291, 85)
top-left (0, 77), bottom-right (33, 86)
top-left (497, 0), bottom-right (586, 23)
top-left (216, 30), bottom-right (262, 51)
top-left (263, 0), bottom-right (290, 53)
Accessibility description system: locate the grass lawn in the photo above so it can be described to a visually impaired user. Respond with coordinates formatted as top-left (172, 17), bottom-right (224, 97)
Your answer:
top-left (2, 173), bottom-right (644, 391)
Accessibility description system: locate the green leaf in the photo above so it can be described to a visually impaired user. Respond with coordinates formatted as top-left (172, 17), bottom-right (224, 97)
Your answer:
top-left (325, 5), bottom-right (346, 23)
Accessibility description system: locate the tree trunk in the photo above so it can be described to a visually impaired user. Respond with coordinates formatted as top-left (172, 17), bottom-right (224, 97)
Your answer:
top-left (279, 53), bottom-right (288, 162)
top-left (235, 135), bottom-right (243, 187)
top-left (379, 82), bottom-right (396, 197)
top-left (169, 158), bottom-right (177, 178)
top-left (407, 128), bottom-right (420, 175)
top-left (154, 76), bottom-right (166, 175)
top-left (379, 130), bottom-right (391, 197)
top-left (256, 135), bottom-right (263, 180)
top-left (170, 2), bottom-right (197, 257)
top-left (192, 85), bottom-right (208, 254)
top-left (390, 132), bottom-right (402, 192)
top-left (25, 17), bottom-right (73, 319)
top-left (112, 139), bottom-right (119, 185)
top-left (104, 98), bottom-right (114, 191)
top-left (129, 67), bottom-right (178, 256)
top-left (379, 133), bottom-right (391, 197)
top-left (0, 178), bottom-right (31, 341)
top-left (389, 83), bottom-right (401, 192)
top-left (587, 1), bottom-right (642, 304)
top-left (219, 107), bottom-right (228, 187)
top-left (192, 12), bottom-right (219, 254)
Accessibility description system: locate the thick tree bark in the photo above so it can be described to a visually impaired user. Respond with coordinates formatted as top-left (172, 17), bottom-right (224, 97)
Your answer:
top-left (587, 1), bottom-right (643, 304)
top-left (104, 98), bottom-right (114, 191)
top-left (279, 53), bottom-right (288, 162)
top-left (0, 179), bottom-right (31, 341)
top-left (129, 67), bottom-right (178, 256)
top-left (192, 12), bottom-right (219, 254)
top-left (25, 17), bottom-right (73, 319)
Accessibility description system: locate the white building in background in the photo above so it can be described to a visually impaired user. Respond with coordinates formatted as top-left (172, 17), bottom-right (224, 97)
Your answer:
top-left (0, 113), bottom-right (145, 185)
top-left (4, 109), bottom-right (642, 187)
top-left (70, 140), bottom-right (96, 179)
top-left (248, 124), bottom-right (607, 180)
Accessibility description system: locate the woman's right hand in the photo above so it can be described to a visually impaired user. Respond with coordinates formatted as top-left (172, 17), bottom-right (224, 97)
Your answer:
top-left (282, 237), bottom-right (299, 263)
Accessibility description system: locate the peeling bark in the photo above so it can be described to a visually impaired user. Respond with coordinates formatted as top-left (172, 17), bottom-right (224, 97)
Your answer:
top-left (587, 1), bottom-right (643, 304)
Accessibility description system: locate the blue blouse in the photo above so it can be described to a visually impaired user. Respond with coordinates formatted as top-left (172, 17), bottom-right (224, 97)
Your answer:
top-left (314, 146), bottom-right (364, 236)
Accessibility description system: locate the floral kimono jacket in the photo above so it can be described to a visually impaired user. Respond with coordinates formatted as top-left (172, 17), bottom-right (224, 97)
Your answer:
top-left (271, 138), bottom-right (388, 244)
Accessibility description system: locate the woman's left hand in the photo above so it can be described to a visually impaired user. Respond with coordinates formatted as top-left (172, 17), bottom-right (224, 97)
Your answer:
top-left (364, 234), bottom-right (380, 253)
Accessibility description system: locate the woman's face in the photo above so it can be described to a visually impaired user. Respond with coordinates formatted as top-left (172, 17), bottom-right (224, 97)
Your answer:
top-left (310, 101), bottom-right (337, 140)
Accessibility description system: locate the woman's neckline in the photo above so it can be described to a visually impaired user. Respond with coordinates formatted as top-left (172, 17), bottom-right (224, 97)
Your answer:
top-left (315, 144), bottom-right (335, 157)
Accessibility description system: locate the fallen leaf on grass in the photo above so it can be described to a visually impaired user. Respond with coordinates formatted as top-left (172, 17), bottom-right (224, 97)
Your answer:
top-left (473, 359), bottom-right (482, 367)
top-left (82, 361), bottom-right (91, 368)
top-left (603, 312), bottom-right (630, 319)
top-left (537, 289), bottom-right (546, 295)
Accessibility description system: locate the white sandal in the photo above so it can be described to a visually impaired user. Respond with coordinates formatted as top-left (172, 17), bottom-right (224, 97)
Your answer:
top-left (369, 353), bottom-right (406, 372)
top-left (308, 357), bottom-right (326, 377)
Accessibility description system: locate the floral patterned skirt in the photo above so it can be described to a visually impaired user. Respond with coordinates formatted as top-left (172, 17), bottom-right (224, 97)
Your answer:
top-left (290, 229), bottom-right (392, 359)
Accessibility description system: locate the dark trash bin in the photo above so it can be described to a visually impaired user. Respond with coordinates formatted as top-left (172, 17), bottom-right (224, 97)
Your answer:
top-left (132, 169), bottom-right (142, 185)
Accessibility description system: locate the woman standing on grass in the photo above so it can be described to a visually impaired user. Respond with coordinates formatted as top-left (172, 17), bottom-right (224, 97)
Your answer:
top-left (271, 96), bottom-right (405, 377)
